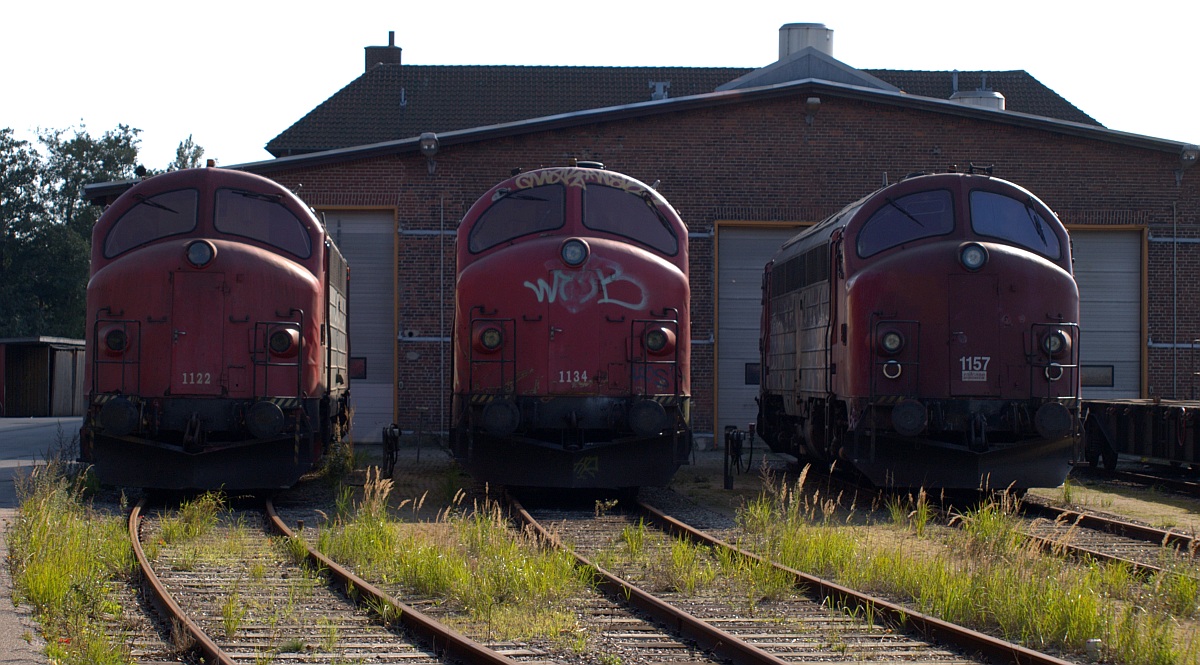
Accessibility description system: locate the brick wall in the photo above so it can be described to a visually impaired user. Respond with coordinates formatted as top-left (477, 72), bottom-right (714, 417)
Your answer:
top-left (261, 92), bottom-right (1200, 431)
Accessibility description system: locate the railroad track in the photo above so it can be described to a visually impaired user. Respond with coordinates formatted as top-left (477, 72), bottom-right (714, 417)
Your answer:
top-left (1017, 498), bottom-right (1200, 578)
top-left (128, 496), bottom-right (519, 664)
top-left (1077, 465), bottom-right (1200, 499)
top-left (511, 493), bottom-right (1075, 665)
top-left (788, 463), bottom-right (1200, 582)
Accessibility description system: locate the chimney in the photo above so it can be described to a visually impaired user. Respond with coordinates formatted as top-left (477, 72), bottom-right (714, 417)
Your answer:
top-left (950, 73), bottom-right (1006, 111)
top-left (365, 31), bottom-right (402, 72)
top-left (779, 23), bottom-right (833, 59)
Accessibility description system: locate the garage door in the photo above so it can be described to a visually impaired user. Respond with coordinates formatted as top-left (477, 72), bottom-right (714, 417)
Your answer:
top-left (325, 212), bottom-right (395, 443)
top-left (1071, 230), bottom-right (1142, 399)
top-left (716, 225), bottom-right (803, 438)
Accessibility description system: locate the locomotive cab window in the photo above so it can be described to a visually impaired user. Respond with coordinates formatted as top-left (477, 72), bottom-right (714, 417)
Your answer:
top-left (583, 185), bottom-right (678, 255)
top-left (468, 184), bottom-right (565, 253)
top-left (103, 188), bottom-right (199, 258)
top-left (214, 189), bottom-right (312, 258)
top-left (969, 191), bottom-right (1061, 260)
top-left (856, 190), bottom-right (954, 258)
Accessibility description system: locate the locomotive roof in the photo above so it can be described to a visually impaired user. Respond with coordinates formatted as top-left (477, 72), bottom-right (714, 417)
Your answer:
top-left (770, 172), bottom-right (1058, 264)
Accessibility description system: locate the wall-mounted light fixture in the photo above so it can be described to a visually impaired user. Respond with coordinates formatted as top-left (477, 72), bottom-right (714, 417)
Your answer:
top-left (1178, 144), bottom-right (1199, 186)
top-left (805, 97), bottom-right (821, 125)
top-left (419, 132), bottom-right (439, 175)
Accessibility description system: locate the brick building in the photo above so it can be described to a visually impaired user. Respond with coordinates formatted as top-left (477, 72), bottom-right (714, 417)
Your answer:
top-left (94, 24), bottom-right (1200, 444)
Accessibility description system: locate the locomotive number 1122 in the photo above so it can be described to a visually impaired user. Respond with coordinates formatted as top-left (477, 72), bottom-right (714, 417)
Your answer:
top-left (181, 372), bottom-right (213, 385)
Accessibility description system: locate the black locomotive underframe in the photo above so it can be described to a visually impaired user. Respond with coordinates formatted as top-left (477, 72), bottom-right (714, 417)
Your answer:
top-left (462, 393), bottom-right (690, 448)
top-left (450, 393), bottom-right (692, 488)
top-left (82, 393), bottom-right (350, 490)
top-left (102, 395), bottom-right (317, 446)
top-left (758, 394), bottom-right (1077, 488)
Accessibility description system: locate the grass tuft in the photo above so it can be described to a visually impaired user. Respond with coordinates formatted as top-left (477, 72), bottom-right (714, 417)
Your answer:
top-left (316, 478), bottom-right (588, 641)
top-left (8, 445), bottom-right (135, 664)
top-left (738, 473), bottom-right (1200, 665)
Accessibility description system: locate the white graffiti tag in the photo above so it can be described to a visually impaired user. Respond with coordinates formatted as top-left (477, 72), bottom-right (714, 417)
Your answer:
top-left (524, 263), bottom-right (648, 313)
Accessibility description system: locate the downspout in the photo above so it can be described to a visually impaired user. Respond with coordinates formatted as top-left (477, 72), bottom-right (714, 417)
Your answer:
top-left (1172, 145), bottom-right (1200, 397)
top-left (440, 196), bottom-right (446, 437)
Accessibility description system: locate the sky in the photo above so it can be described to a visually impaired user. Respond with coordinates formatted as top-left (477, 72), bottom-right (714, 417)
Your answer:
top-left (4, 1), bottom-right (1196, 170)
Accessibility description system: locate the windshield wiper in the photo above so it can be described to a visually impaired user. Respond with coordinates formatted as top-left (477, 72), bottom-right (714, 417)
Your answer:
top-left (885, 197), bottom-right (924, 227)
top-left (132, 194), bottom-right (178, 213)
top-left (1024, 197), bottom-right (1048, 247)
top-left (641, 191), bottom-right (675, 234)
top-left (491, 187), bottom-right (549, 203)
top-left (233, 189), bottom-right (282, 203)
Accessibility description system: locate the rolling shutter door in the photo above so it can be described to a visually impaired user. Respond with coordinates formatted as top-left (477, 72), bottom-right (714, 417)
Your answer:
top-left (716, 226), bottom-right (802, 437)
top-left (326, 212), bottom-right (395, 443)
top-left (1071, 230), bottom-right (1141, 399)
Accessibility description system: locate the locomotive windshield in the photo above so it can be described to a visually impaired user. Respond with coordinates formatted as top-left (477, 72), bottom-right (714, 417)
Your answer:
top-left (856, 190), bottom-right (954, 257)
top-left (214, 189), bottom-right (312, 258)
top-left (103, 188), bottom-right (199, 258)
top-left (969, 190), bottom-right (1061, 260)
top-left (582, 185), bottom-right (678, 255)
top-left (468, 184), bottom-right (566, 253)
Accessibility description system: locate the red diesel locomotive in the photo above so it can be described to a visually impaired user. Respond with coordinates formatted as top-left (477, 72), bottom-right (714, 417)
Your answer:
top-left (757, 172), bottom-right (1079, 489)
top-left (451, 163), bottom-right (691, 489)
top-left (80, 167), bottom-right (350, 490)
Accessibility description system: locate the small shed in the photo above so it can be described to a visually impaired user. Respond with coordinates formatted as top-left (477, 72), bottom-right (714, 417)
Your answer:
top-left (0, 337), bottom-right (86, 417)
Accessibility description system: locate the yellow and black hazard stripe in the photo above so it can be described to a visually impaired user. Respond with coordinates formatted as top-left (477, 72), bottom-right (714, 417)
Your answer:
top-left (647, 395), bottom-right (693, 406)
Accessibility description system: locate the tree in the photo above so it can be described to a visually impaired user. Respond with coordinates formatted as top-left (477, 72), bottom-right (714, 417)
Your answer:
top-left (0, 123), bottom-right (206, 339)
top-left (0, 125), bottom-right (139, 338)
top-left (0, 129), bottom-right (50, 336)
top-left (38, 124), bottom-right (142, 240)
top-left (169, 134), bottom-right (205, 171)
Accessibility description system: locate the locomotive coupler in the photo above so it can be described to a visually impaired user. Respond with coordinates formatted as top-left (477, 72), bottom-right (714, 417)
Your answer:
top-left (968, 412), bottom-right (989, 452)
top-left (723, 424), bottom-right (755, 489)
top-left (183, 413), bottom-right (205, 452)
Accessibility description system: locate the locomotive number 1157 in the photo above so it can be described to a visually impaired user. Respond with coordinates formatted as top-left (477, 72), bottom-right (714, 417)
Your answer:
top-left (959, 356), bottom-right (990, 382)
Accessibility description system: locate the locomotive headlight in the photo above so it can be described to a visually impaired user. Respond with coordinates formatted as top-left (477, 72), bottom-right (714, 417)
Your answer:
top-left (959, 242), bottom-right (988, 271)
top-left (269, 327), bottom-right (300, 357)
top-left (474, 325), bottom-right (504, 353)
top-left (879, 330), bottom-right (904, 355)
top-left (643, 327), bottom-right (675, 355)
top-left (1041, 329), bottom-right (1071, 358)
top-left (104, 328), bottom-right (128, 353)
top-left (185, 240), bottom-right (216, 268)
top-left (560, 238), bottom-right (589, 267)
top-left (481, 327), bottom-right (503, 350)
